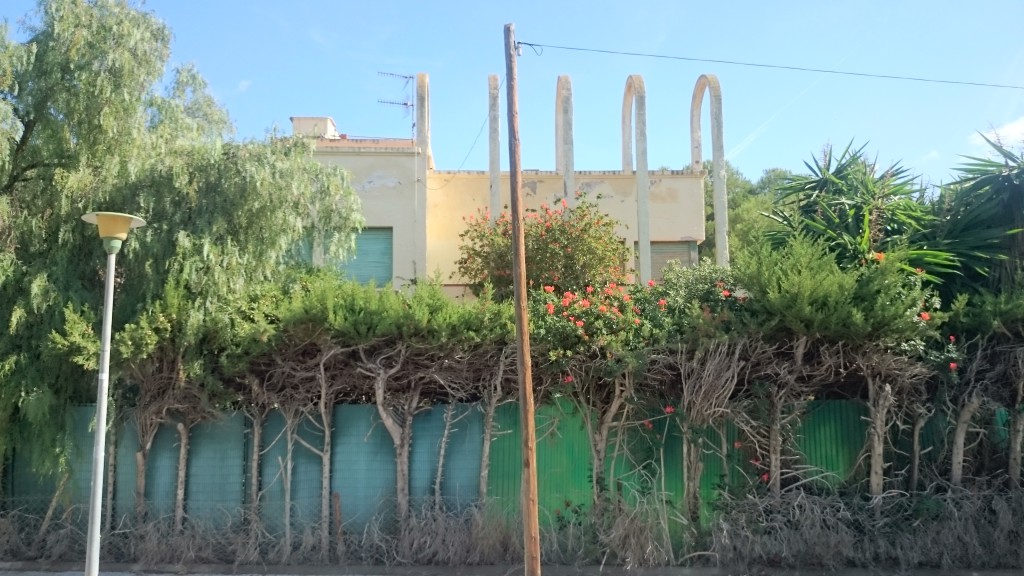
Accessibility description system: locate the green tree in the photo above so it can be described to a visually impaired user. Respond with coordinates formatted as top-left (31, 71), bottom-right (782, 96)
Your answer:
top-left (0, 0), bottom-right (362, 479)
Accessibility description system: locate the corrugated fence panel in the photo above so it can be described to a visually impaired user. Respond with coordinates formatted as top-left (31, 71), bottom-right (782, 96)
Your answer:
top-left (796, 400), bottom-right (868, 485)
top-left (332, 404), bottom-right (395, 527)
top-left (186, 413), bottom-right (245, 521)
top-left (408, 403), bottom-right (483, 508)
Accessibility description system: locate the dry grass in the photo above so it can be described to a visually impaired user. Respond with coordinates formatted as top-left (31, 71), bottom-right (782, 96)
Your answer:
top-left (3, 491), bottom-right (1023, 569)
top-left (711, 489), bottom-right (1024, 570)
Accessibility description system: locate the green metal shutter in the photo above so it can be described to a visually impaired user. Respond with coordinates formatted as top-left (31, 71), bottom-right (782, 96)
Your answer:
top-left (340, 228), bottom-right (393, 285)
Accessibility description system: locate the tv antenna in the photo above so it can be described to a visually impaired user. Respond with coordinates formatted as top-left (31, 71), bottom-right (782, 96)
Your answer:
top-left (377, 71), bottom-right (415, 138)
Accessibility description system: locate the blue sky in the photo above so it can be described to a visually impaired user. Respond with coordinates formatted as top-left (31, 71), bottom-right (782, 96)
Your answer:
top-left (5, 0), bottom-right (1024, 186)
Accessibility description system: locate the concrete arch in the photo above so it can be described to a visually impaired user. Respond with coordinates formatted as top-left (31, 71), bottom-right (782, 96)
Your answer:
top-left (690, 74), bottom-right (728, 267)
top-left (622, 74), bottom-right (651, 284)
top-left (488, 74), bottom-right (501, 220)
top-left (555, 75), bottom-right (575, 205)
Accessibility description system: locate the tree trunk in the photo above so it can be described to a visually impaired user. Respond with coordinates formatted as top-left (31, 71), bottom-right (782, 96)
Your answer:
top-left (104, 424), bottom-right (117, 533)
top-left (174, 422), bottom-right (190, 533)
top-left (909, 410), bottom-right (929, 492)
top-left (479, 393), bottom-right (497, 501)
top-left (682, 431), bottom-right (702, 523)
top-left (318, 406), bottom-right (333, 560)
top-left (716, 423), bottom-right (730, 487)
top-left (248, 411), bottom-right (263, 517)
top-left (434, 403), bottom-right (456, 513)
top-left (1009, 408), bottom-right (1024, 486)
top-left (135, 449), bottom-right (148, 524)
top-left (32, 472), bottom-right (69, 553)
top-left (281, 418), bottom-right (295, 564)
top-left (768, 396), bottom-right (782, 496)
top-left (951, 393), bottom-right (982, 488)
top-left (867, 379), bottom-right (893, 497)
top-left (396, 429), bottom-right (411, 527)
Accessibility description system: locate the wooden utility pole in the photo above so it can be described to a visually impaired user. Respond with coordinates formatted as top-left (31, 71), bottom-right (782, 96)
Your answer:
top-left (504, 22), bottom-right (542, 576)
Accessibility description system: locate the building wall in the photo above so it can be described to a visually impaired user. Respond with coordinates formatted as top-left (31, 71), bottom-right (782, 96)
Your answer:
top-left (313, 146), bottom-right (424, 286)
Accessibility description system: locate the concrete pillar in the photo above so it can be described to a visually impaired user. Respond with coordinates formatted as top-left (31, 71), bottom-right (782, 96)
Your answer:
top-left (690, 74), bottom-right (728, 267)
top-left (489, 75), bottom-right (501, 221)
top-left (622, 75), bottom-right (651, 284)
top-left (416, 73), bottom-right (434, 170)
top-left (413, 73), bottom-right (432, 281)
top-left (555, 75), bottom-right (575, 205)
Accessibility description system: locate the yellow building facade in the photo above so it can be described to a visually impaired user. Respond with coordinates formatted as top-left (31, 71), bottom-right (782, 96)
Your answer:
top-left (293, 72), bottom-right (726, 295)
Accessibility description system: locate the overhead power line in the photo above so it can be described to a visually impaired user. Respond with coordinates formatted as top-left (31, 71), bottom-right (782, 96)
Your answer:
top-left (517, 41), bottom-right (1024, 91)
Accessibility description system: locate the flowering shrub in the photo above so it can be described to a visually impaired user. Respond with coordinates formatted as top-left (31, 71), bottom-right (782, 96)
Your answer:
top-left (455, 193), bottom-right (631, 300)
top-left (529, 280), bottom-right (670, 376)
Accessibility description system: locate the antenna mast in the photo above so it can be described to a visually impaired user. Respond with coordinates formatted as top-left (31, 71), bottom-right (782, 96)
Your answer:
top-left (377, 71), bottom-right (415, 138)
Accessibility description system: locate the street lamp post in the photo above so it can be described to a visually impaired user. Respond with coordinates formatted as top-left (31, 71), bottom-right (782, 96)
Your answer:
top-left (81, 212), bottom-right (145, 576)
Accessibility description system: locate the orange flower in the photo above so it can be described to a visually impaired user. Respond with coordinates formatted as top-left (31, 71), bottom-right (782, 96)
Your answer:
top-left (575, 320), bottom-right (584, 327)
top-left (658, 299), bottom-right (667, 306)
top-left (543, 285), bottom-right (555, 293)
top-left (722, 290), bottom-right (731, 298)
top-left (545, 303), bottom-right (555, 315)
top-left (563, 375), bottom-right (574, 383)
top-left (580, 299), bottom-right (591, 308)
top-left (585, 286), bottom-right (594, 293)
top-left (874, 252), bottom-right (885, 261)
top-left (919, 312), bottom-right (931, 321)
top-left (598, 305), bottom-right (607, 313)
top-left (648, 279), bottom-right (656, 287)
top-left (664, 405), bottom-right (676, 414)
top-left (633, 318), bottom-right (641, 325)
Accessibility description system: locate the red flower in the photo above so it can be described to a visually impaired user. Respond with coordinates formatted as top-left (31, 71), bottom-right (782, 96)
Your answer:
top-left (561, 298), bottom-right (571, 307)
top-left (664, 405), bottom-right (675, 414)
top-left (658, 299), bottom-right (667, 306)
top-left (949, 335), bottom-right (956, 343)
top-left (543, 285), bottom-right (555, 293)
top-left (919, 312), bottom-right (931, 321)
top-left (585, 286), bottom-right (594, 293)
top-left (623, 294), bottom-right (631, 302)
top-left (598, 305), bottom-right (608, 313)
top-left (874, 252), bottom-right (885, 261)
top-left (643, 420), bottom-right (654, 430)
top-left (949, 362), bottom-right (958, 372)
top-left (575, 320), bottom-right (584, 327)
top-left (760, 472), bottom-right (770, 483)
top-left (561, 198), bottom-right (568, 208)
top-left (580, 299), bottom-right (591, 308)
top-left (722, 290), bottom-right (731, 298)
top-left (563, 375), bottom-right (574, 383)
top-left (648, 279), bottom-right (656, 287)
top-left (633, 318), bottom-right (641, 325)
top-left (733, 440), bottom-right (743, 449)
top-left (545, 303), bottom-right (555, 315)
top-left (609, 283), bottom-right (617, 289)
top-left (750, 457), bottom-right (762, 466)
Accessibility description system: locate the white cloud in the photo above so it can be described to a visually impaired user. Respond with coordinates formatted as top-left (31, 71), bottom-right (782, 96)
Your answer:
top-left (969, 116), bottom-right (1024, 147)
top-left (236, 80), bottom-right (252, 93)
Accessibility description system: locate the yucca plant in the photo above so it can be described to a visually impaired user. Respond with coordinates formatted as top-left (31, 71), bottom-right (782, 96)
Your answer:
top-left (765, 143), bottom-right (958, 279)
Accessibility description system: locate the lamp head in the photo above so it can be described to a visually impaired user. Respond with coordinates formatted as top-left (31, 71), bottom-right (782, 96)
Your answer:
top-left (82, 212), bottom-right (146, 254)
